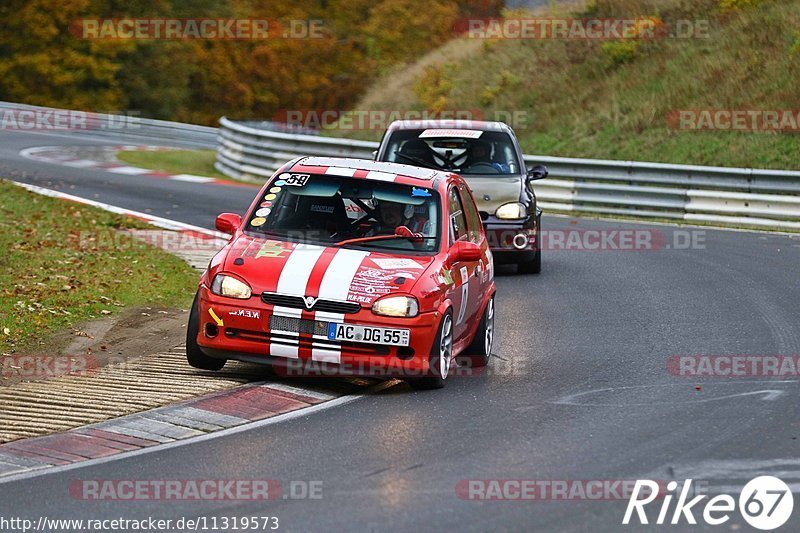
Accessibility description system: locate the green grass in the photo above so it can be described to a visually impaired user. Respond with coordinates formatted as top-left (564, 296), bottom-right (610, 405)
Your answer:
top-left (345, 0), bottom-right (800, 170)
top-left (116, 149), bottom-right (227, 180)
top-left (0, 181), bottom-right (199, 353)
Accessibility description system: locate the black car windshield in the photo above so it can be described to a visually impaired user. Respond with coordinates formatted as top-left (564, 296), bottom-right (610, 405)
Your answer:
top-left (383, 129), bottom-right (520, 175)
top-left (245, 172), bottom-right (440, 253)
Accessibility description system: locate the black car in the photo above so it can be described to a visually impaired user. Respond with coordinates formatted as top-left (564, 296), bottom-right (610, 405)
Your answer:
top-left (375, 120), bottom-right (548, 273)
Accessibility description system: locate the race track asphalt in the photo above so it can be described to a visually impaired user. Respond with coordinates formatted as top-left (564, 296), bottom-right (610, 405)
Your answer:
top-left (1, 125), bottom-right (799, 532)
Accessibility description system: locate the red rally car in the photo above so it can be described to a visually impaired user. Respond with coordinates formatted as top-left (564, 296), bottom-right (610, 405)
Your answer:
top-left (186, 157), bottom-right (496, 389)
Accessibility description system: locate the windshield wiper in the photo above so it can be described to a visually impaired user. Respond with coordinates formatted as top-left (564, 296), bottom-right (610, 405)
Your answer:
top-left (333, 234), bottom-right (436, 247)
top-left (247, 228), bottom-right (291, 238)
top-left (394, 151), bottom-right (439, 169)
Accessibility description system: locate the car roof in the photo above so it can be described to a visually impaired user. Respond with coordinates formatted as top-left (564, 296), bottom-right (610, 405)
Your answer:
top-left (385, 119), bottom-right (513, 133)
top-left (290, 156), bottom-right (453, 185)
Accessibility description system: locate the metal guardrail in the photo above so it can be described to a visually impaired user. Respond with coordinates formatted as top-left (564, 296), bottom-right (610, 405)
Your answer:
top-left (216, 117), bottom-right (800, 231)
top-left (215, 117), bottom-right (376, 180)
top-left (0, 101), bottom-right (217, 148)
top-left (3, 101), bottom-right (796, 231)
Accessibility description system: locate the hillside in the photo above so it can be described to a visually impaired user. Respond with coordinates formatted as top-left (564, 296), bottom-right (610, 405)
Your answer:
top-left (0, 0), bottom-right (503, 125)
top-left (344, 0), bottom-right (800, 170)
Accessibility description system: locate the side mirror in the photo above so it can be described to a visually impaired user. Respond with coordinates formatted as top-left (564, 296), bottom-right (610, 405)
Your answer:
top-left (527, 164), bottom-right (548, 182)
top-left (448, 241), bottom-right (483, 263)
top-left (215, 213), bottom-right (242, 235)
top-left (371, 150), bottom-right (378, 161)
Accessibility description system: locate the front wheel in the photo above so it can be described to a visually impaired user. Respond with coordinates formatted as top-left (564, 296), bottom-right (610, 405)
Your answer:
top-left (408, 312), bottom-right (453, 390)
top-left (186, 292), bottom-right (226, 371)
top-left (463, 296), bottom-right (495, 367)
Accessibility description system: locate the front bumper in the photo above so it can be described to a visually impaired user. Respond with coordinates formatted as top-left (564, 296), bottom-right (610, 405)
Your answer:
top-left (195, 287), bottom-right (440, 378)
top-left (483, 214), bottom-right (538, 257)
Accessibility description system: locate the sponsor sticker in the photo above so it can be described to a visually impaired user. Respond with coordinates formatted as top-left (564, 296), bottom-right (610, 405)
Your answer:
top-left (310, 204), bottom-right (335, 214)
top-left (255, 241), bottom-right (286, 258)
top-left (208, 308), bottom-right (224, 327)
top-left (370, 258), bottom-right (423, 270)
top-left (283, 173), bottom-right (310, 186)
top-left (250, 217), bottom-right (266, 227)
top-left (441, 268), bottom-right (454, 286)
top-left (419, 129), bottom-right (483, 139)
top-left (348, 267), bottom-right (396, 303)
top-left (228, 309), bottom-right (260, 319)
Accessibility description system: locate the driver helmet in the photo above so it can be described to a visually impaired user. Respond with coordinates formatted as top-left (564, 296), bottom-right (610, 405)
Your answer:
top-left (470, 140), bottom-right (493, 163)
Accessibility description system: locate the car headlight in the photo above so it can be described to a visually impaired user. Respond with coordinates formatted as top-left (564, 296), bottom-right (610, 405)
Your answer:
top-left (372, 295), bottom-right (419, 318)
top-left (495, 202), bottom-right (526, 220)
top-left (210, 274), bottom-right (252, 299)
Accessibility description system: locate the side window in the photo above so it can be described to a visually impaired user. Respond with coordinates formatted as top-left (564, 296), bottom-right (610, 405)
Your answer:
top-left (459, 184), bottom-right (483, 244)
top-left (503, 144), bottom-right (519, 174)
top-left (448, 186), bottom-right (468, 243)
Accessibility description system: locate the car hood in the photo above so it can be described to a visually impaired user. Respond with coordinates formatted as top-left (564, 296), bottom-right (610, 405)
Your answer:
top-left (461, 175), bottom-right (523, 214)
top-left (219, 234), bottom-right (438, 306)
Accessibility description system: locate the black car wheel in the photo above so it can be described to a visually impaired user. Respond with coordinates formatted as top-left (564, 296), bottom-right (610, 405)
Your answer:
top-left (408, 311), bottom-right (453, 390)
top-left (186, 292), bottom-right (226, 371)
top-left (463, 296), bottom-right (495, 368)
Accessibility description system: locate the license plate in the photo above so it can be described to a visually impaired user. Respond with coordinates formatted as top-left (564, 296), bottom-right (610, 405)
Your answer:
top-left (327, 323), bottom-right (410, 347)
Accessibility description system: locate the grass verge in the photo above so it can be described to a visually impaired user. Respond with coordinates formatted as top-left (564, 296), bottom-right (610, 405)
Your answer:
top-left (0, 180), bottom-right (199, 353)
top-left (345, 0), bottom-right (800, 170)
top-left (116, 149), bottom-right (228, 180)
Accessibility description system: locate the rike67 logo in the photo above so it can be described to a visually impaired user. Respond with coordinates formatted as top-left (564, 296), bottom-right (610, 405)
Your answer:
top-left (623, 477), bottom-right (793, 530)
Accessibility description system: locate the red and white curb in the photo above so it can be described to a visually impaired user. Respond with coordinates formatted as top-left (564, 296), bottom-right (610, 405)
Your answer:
top-left (0, 380), bottom-right (389, 481)
top-left (19, 145), bottom-right (253, 187)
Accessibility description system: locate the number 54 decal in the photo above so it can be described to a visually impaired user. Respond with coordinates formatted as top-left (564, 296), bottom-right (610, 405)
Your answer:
top-left (284, 173), bottom-right (310, 186)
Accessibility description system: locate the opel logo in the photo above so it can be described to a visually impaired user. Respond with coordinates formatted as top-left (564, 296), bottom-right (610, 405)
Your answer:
top-left (303, 296), bottom-right (318, 309)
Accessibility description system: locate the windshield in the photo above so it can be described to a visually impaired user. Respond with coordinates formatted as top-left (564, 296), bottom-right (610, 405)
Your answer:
top-left (245, 172), bottom-right (440, 253)
top-left (382, 129), bottom-right (520, 175)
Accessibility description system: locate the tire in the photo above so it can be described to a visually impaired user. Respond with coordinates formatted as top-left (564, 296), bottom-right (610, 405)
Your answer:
top-left (408, 312), bottom-right (453, 390)
top-left (186, 292), bottom-right (226, 371)
top-left (462, 296), bottom-right (495, 368)
top-left (518, 250), bottom-right (541, 274)
top-left (518, 215), bottom-right (542, 274)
